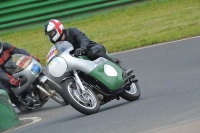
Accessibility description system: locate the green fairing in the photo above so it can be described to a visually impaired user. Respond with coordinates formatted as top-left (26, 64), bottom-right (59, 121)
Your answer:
top-left (78, 53), bottom-right (113, 60)
top-left (78, 53), bottom-right (112, 60)
top-left (89, 60), bottom-right (124, 91)
top-left (78, 56), bottom-right (90, 60)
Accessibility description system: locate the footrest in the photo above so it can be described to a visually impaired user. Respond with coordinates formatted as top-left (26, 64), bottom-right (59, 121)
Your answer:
top-left (126, 69), bottom-right (133, 75)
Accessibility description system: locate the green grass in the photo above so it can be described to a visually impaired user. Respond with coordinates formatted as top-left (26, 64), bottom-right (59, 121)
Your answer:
top-left (1, 0), bottom-right (200, 65)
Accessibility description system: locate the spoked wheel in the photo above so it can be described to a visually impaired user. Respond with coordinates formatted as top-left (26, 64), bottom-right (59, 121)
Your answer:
top-left (62, 78), bottom-right (100, 115)
top-left (120, 82), bottom-right (141, 101)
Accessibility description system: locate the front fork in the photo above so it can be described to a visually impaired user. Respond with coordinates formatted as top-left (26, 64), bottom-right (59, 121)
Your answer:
top-left (73, 70), bottom-right (86, 94)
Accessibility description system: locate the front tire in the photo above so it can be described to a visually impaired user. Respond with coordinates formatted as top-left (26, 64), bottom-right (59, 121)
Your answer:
top-left (61, 78), bottom-right (100, 115)
top-left (120, 82), bottom-right (141, 101)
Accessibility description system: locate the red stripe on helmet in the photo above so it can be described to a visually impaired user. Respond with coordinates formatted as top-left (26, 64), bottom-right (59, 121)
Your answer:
top-left (50, 20), bottom-right (62, 34)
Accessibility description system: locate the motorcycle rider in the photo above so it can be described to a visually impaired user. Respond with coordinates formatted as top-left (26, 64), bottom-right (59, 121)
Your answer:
top-left (0, 40), bottom-right (40, 108)
top-left (44, 19), bottom-right (119, 63)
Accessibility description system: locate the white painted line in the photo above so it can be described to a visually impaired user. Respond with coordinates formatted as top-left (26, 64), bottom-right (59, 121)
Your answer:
top-left (3, 117), bottom-right (41, 133)
top-left (112, 36), bottom-right (200, 55)
top-left (19, 117), bottom-right (41, 127)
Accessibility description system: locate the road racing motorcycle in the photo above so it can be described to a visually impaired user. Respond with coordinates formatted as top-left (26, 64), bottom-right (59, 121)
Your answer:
top-left (46, 41), bottom-right (141, 115)
top-left (5, 54), bottom-right (68, 112)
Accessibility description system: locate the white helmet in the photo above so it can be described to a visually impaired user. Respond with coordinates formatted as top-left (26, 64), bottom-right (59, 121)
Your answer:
top-left (44, 19), bottom-right (64, 43)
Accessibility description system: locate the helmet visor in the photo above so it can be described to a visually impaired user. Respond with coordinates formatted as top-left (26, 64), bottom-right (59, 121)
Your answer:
top-left (45, 29), bottom-right (57, 40)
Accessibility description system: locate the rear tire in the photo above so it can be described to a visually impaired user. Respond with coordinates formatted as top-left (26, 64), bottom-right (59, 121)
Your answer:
top-left (9, 91), bottom-right (31, 113)
top-left (16, 103), bottom-right (31, 113)
top-left (120, 82), bottom-right (141, 101)
top-left (61, 78), bottom-right (100, 115)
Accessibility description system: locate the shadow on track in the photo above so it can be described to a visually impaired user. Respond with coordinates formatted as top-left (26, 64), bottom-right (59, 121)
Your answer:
top-left (58, 99), bottom-right (143, 122)
top-left (15, 104), bottom-right (66, 115)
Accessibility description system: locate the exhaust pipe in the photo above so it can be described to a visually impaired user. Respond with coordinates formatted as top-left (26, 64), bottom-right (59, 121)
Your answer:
top-left (36, 85), bottom-right (50, 96)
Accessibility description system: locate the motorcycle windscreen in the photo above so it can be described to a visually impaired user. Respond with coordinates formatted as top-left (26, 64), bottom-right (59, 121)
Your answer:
top-left (4, 54), bottom-right (32, 74)
top-left (88, 61), bottom-right (124, 91)
top-left (46, 41), bottom-right (74, 64)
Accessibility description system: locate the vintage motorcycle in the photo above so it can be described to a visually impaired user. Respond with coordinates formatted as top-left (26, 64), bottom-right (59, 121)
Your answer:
top-left (46, 41), bottom-right (141, 115)
top-left (5, 54), bottom-right (68, 112)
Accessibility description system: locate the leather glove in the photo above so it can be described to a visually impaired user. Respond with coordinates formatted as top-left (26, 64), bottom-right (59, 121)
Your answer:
top-left (10, 78), bottom-right (19, 87)
top-left (74, 48), bottom-right (86, 57)
top-left (30, 55), bottom-right (40, 62)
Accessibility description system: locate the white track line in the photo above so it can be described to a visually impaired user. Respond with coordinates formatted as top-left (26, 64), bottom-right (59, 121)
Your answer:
top-left (3, 117), bottom-right (41, 133)
top-left (112, 36), bottom-right (200, 55)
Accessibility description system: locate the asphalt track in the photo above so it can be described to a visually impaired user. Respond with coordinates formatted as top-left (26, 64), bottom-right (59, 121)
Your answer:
top-left (6, 36), bottom-right (200, 133)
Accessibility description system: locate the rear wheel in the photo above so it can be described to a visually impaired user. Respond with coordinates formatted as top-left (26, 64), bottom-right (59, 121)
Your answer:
top-left (15, 102), bottom-right (31, 113)
top-left (120, 82), bottom-right (141, 101)
top-left (62, 78), bottom-right (100, 115)
top-left (9, 91), bottom-right (31, 113)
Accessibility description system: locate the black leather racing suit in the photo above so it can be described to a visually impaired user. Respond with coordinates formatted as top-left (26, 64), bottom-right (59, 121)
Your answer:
top-left (62, 28), bottom-right (113, 61)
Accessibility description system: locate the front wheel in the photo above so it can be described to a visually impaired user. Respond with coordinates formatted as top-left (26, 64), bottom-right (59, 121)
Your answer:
top-left (120, 82), bottom-right (141, 101)
top-left (61, 78), bottom-right (100, 115)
